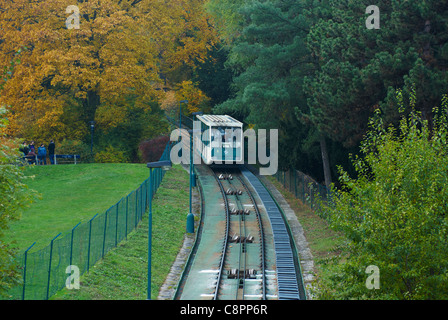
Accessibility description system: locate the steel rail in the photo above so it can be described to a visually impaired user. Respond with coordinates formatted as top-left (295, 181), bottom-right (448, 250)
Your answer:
top-left (218, 168), bottom-right (267, 300)
top-left (223, 170), bottom-right (249, 300)
top-left (211, 169), bottom-right (231, 300)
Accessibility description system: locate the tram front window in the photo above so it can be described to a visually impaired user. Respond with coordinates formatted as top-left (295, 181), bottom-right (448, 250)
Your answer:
top-left (211, 127), bottom-right (239, 144)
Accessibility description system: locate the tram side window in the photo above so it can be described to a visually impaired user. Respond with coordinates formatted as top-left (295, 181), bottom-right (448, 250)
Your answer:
top-left (224, 127), bottom-right (240, 146)
top-left (201, 122), bottom-right (210, 146)
top-left (222, 127), bottom-right (233, 143)
top-left (222, 128), bottom-right (227, 143)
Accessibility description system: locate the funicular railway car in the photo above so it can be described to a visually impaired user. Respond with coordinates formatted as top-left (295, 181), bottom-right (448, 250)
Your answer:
top-left (195, 115), bottom-right (243, 165)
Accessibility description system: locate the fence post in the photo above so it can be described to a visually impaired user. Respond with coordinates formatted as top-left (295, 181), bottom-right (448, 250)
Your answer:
top-left (22, 241), bottom-right (36, 300)
top-left (302, 174), bottom-right (305, 203)
top-left (152, 171), bottom-right (155, 195)
top-left (141, 184), bottom-right (144, 217)
top-left (125, 196), bottom-right (129, 240)
top-left (87, 213), bottom-right (98, 272)
top-left (283, 171), bottom-right (286, 189)
top-left (137, 186), bottom-right (141, 220)
top-left (70, 222), bottom-right (81, 272)
top-left (115, 200), bottom-right (120, 247)
top-left (134, 189), bottom-right (138, 228)
top-left (159, 168), bottom-right (162, 188)
top-left (46, 233), bottom-right (61, 300)
top-left (318, 184), bottom-right (322, 207)
top-left (159, 167), bottom-right (162, 188)
top-left (145, 179), bottom-right (148, 209)
top-left (294, 170), bottom-right (297, 198)
top-left (102, 210), bottom-right (108, 257)
top-left (310, 184), bottom-right (314, 209)
top-left (168, 142), bottom-right (171, 161)
top-left (289, 169), bottom-right (292, 193)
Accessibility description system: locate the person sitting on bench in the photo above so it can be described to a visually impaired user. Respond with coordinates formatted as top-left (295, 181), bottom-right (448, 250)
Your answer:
top-left (25, 149), bottom-right (36, 164)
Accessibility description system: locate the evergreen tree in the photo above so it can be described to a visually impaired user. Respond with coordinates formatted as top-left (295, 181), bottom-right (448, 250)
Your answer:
top-left (193, 43), bottom-right (233, 107)
top-left (212, 0), bottom-right (334, 178)
top-left (209, 0), bottom-right (448, 185)
top-left (304, 0), bottom-right (448, 149)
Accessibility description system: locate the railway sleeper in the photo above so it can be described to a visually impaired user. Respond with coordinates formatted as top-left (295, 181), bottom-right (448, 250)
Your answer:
top-left (229, 234), bottom-right (255, 243)
top-left (227, 268), bottom-right (258, 279)
top-left (226, 188), bottom-right (243, 195)
top-left (230, 208), bottom-right (251, 215)
top-left (218, 173), bottom-right (233, 180)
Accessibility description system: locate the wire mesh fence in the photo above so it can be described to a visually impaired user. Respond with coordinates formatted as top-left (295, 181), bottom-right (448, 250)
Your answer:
top-left (273, 168), bottom-right (331, 210)
top-left (5, 142), bottom-right (172, 300)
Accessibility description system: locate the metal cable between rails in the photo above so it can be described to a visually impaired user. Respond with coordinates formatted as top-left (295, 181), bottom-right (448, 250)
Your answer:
top-left (223, 170), bottom-right (248, 300)
top-left (216, 169), bottom-right (267, 300)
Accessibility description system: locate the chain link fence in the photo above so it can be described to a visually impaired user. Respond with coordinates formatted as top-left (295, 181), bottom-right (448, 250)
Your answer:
top-left (273, 168), bottom-right (331, 209)
top-left (5, 142), bottom-right (172, 300)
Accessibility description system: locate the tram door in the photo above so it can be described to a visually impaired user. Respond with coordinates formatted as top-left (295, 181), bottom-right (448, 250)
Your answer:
top-left (210, 127), bottom-right (224, 162)
top-left (210, 127), bottom-right (241, 163)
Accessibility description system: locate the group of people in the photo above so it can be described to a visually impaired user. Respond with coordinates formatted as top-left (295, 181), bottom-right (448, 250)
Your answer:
top-left (20, 140), bottom-right (56, 165)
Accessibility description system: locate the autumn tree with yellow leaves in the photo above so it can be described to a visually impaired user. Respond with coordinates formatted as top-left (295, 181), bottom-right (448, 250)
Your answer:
top-left (175, 80), bottom-right (211, 114)
top-left (0, 0), bottom-right (217, 160)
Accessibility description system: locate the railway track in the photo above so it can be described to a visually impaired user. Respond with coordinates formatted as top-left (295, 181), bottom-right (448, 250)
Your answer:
top-left (175, 165), bottom-right (303, 300)
top-left (211, 168), bottom-right (267, 300)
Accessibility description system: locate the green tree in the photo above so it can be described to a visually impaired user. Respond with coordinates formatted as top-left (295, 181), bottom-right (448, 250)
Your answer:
top-left (0, 107), bottom-right (36, 297)
top-left (205, 0), bottom-right (248, 45)
top-left (95, 98), bottom-right (168, 162)
top-left (193, 43), bottom-right (233, 107)
top-left (208, 0), bottom-right (344, 183)
top-left (211, 0), bottom-right (332, 175)
top-left (301, 1), bottom-right (448, 187)
top-left (0, 49), bottom-right (36, 297)
top-left (304, 0), bottom-right (448, 150)
top-left (316, 92), bottom-right (448, 299)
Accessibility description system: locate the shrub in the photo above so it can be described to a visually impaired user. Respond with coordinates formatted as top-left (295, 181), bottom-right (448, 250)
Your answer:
top-left (0, 106), bottom-right (37, 297)
top-left (94, 145), bottom-right (129, 163)
top-left (315, 92), bottom-right (448, 299)
top-left (138, 135), bottom-right (170, 163)
top-left (57, 139), bottom-right (93, 163)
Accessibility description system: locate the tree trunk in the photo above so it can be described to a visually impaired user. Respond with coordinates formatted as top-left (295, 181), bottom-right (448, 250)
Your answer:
top-left (83, 89), bottom-right (100, 124)
top-left (319, 134), bottom-right (332, 189)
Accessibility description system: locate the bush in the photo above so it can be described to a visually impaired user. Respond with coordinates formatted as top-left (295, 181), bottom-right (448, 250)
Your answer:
top-left (94, 145), bottom-right (129, 163)
top-left (57, 139), bottom-right (93, 163)
top-left (315, 92), bottom-right (448, 299)
top-left (138, 135), bottom-right (170, 163)
top-left (0, 107), bottom-right (37, 297)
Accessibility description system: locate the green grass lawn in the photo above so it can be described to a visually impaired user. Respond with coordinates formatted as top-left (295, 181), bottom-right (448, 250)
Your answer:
top-left (5, 163), bottom-right (151, 251)
top-left (53, 164), bottom-right (189, 300)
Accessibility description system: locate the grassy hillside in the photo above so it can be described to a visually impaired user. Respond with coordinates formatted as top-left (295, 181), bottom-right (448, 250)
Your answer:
top-left (53, 164), bottom-right (189, 300)
top-left (5, 163), bottom-right (150, 251)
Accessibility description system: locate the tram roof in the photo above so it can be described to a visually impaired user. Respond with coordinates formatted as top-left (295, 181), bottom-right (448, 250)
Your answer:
top-left (196, 114), bottom-right (243, 127)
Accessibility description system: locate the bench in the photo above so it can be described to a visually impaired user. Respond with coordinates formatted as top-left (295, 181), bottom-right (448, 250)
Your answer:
top-left (54, 154), bottom-right (81, 164)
